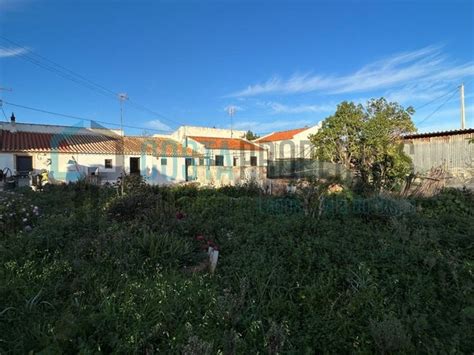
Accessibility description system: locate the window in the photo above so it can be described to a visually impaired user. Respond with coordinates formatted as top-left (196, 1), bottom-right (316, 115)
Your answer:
top-left (233, 157), bottom-right (238, 166)
top-left (161, 158), bottom-right (167, 166)
top-left (16, 156), bottom-right (33, 176)
top-left (250, 156), bottom-right (257, 166)
top-left (215, 155), bottom-right (224, 166)
top-left (199, 158), bottom-right (205, 166)
top-left (104, 159), bottom-right (113, 169)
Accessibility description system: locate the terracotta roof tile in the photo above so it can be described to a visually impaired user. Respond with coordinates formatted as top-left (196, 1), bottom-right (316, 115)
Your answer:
top-left (0, 130), bottom-right (199, 157)
top-left (189, 136), bottom-right (265, 151)
top-left (255, 127), bottom-right (308, 142)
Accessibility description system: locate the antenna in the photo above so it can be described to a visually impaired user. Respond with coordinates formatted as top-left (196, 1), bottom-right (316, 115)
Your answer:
top-left (227, 106), bottom-right (236, 138)
top-left (460, 83), bottom-right (465, 129)
top-left (118, 93), bottom-right (128, 195)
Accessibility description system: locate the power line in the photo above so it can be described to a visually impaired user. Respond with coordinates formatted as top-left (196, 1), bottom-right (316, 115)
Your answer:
top-left (0, 99), bottom-right (174, 133)
top-left (0, 105), bottom-right (8, 121)
top-left (0, 36), bottom-right (183, 126)
top-left (413, 86), bottom-right (459, 111)
top-left (415, 88), bottom-right (459, 126)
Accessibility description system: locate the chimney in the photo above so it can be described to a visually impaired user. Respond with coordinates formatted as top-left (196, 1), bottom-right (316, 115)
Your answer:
top-left (10, 112), bottom-right (15, 123)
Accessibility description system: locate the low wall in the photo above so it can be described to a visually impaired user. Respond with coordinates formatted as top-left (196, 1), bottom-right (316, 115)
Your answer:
top-left (195, 166), bottom-right (267, 187)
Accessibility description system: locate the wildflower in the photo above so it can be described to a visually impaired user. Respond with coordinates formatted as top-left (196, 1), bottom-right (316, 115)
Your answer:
top-left (22, 218), bottom-right (28, 223)
top-left (24, 225), bottom-right (32, 232)
top-left (196, 235), bottom-right (205, 241)
top-left (176, 211), bottom-right (185, 220)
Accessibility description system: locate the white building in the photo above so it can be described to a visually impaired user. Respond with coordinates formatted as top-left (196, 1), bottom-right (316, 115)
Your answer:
top-left (255, 123), bottom-right (322, 161)
top-left (159, 125), bottom-right (267, 186)
top-left (0, 121), bottom-right (199, 185)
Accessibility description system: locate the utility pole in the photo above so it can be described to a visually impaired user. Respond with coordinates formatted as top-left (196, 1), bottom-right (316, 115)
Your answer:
top-left (460, 83), bottom-right (465, 130)
top-left (118, 93), bottom-right (128, 194)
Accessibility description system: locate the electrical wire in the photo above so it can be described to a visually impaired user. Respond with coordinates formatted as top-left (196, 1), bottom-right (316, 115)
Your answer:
top-left (1, 99), bottom-right (174, 133)
top-left (413, 86), bottom-right (459, 111)
top-left (415, 88), bottom-right (459, 126)
top-left (0, 105), bottom-right (8, 122)
top-left (0, 36), bottom-right (183, 126)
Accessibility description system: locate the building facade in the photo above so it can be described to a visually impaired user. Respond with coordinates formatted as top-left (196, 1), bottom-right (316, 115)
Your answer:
top-left (403, 128), bottom-right (474, 188)
top-left (255, 123), bottom-right (322, 161)
top-left (0, 122), bottom-right (199, 185)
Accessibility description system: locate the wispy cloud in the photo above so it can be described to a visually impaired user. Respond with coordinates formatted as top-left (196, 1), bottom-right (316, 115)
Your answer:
top-left (263, 101), bottom-right (334, 114)
top-left (228, 45), bottom-right (474, 97)
top-left (0, 47), bottom-right (28, 58)
top-left (146, 119), bottom-right (171, 131)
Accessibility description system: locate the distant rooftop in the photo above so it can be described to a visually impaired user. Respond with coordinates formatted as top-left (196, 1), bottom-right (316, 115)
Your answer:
top-left (256, 127), bottom-right (309, 143)
top-left (189, 136), bottom-right (265, 151)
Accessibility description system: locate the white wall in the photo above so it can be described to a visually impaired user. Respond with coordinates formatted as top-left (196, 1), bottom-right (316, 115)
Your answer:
top-left (195, 165), bottom-right (267, 187)
top-left (169, 125), bottom-right (246, 143)
top-left (0, 151), bottom-right (188, 185)
top-left (185, 138), bottom-right (267, 167)
top-left (260, 123), bottom-right (321, 160)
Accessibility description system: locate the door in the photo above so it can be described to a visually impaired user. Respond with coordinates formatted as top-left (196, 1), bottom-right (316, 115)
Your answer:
top-left (185, 158), bottom-right (194, 181)
top-left (129, 157), bottom-right (140, 175)
top-left (16, 156), bottom-right (33, 176)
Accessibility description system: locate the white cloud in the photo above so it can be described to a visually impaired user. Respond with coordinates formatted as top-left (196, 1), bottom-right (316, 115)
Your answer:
top-left (0, 47), bottom-right (29, 58)
top-left (264, 101), bottom-right (335, 114)
top-left (228, 45), bottom-right (474, 97)
top-left (146, 119), bottom-right (171, 131)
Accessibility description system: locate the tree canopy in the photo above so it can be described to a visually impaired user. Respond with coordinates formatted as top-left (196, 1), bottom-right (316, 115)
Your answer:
top-left (310, 98), bottom-right (416, 192)
top-left (245, 130), bottom-right (260, 141)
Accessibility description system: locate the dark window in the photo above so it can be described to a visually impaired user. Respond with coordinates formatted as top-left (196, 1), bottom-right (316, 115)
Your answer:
top-left (250, 156), bottom-right (257, 166)
top-left (104, 159), bottom-right (113, 169)
top-left (16, 156), bottom-right (33, 175)
top-left (199, 158), bottom-right (205, 165)
top-left (215, 155), bottom-right (224, 166)
top-left (130, 157), bottom-right (140, 175)
top-left (233, 157), bottom-right (238, 166)
top-left (161, 158), bottom-right (167, 166)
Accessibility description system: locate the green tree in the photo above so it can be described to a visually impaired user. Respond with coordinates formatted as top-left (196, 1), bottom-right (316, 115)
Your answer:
top-left (310, 98), bottom-right (416, 192)
top-left (245, 130), bottom-right (260, 141)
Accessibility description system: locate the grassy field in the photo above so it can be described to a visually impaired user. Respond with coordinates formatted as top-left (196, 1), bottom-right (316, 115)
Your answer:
top-left (0, 182), bottom-right (473, 354)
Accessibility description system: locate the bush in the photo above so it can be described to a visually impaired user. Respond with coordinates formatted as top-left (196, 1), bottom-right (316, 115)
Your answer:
top-left (0, 185), bottom-right (472, 353)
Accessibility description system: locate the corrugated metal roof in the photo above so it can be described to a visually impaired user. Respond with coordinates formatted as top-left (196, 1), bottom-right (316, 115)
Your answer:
top-left (403, 128), bottom-right (474, 140)
top-left (255, 127), bottom-right (308, 143)
top-left (189, 136), bottom-right (265, 151)
top-left (0, 129), bottom-right (199, 157)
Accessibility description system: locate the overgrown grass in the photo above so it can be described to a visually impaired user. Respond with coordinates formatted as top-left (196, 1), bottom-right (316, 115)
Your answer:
top-left (0, 184), bottom-right (473, 353)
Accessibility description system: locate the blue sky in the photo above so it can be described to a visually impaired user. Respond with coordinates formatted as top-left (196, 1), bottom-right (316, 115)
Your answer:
top-left (0, 0), bottom-right (473, 135)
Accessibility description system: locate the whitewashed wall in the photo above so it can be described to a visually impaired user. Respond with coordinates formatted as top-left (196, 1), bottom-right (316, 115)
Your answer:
top-left (259, 123), bottom-right (321, 160)
top-left (170, 125), bottom-right (246, 142)
top-left (0, 151), bottom-right (188, 185)
top-left (195, 166), bottom-right (267, 187)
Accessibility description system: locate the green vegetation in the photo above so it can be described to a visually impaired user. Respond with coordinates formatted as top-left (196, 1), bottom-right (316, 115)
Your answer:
top-left (245, 130), bottom-right (260, 141)
top-left (0, 183), bottom-right (473, 353)
top-left (310, 98), bottom-right (416, 192)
